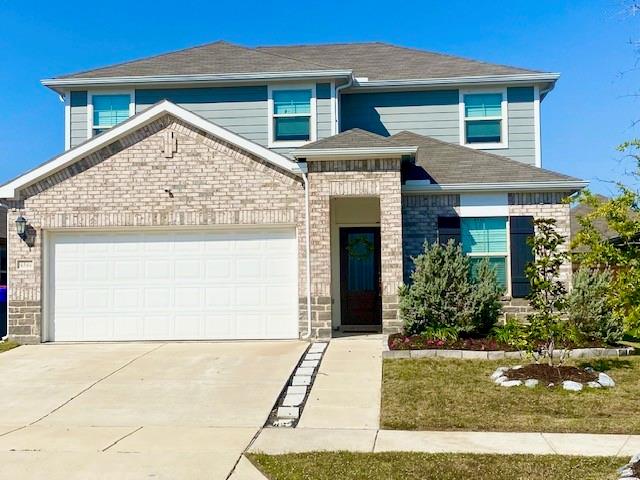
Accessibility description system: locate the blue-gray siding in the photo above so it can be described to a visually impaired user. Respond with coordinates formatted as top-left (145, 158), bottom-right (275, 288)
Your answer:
top-left (70, 91), bottom-right (88, 148)
top-left (316, 83), bottom-right (333, 140)
top-left (341, 87), bottom-right (536, 165)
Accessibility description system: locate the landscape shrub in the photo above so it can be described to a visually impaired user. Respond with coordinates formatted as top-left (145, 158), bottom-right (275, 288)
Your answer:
top-left (491, 319), bottom-right (528, 350)
top-left (567, 267), bottom-right (624, 345)
top-left (399, 240), bottom-right (503, 336)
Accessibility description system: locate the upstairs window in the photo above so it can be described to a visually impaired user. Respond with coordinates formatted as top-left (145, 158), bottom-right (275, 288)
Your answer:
top-left (269, 87), bottom-right (315, 147)
top-left (91, 94), bottom-right (132, 136)
top-left (461, 217), bottom-right (508, 289)
top-left (461, 92), bottom-right (507, 148)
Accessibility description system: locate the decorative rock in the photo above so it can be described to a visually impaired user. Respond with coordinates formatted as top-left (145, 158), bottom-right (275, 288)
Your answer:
top-left (524, 379), bottom-right (539, 388)
top-left (562, 381), bottom-right (583, 392)
top-left (618, 467), bottom-right (634, 478)
top-left (494, 375), bottom-right (509, 385)
top-left (500, 380), bottom-right (523, 387)
top-left (598, 372), bottom-right (616, 388)
top-left (277, 406), bottom-right (299, 419)
top-left (586, 381), bottom-right (602, 389)
top-left (548, 383), bottom-right (555, 388)
top-left (491, 368), bottom-right (508, 381)
top-left (512, 365), bottom-right (523, 370)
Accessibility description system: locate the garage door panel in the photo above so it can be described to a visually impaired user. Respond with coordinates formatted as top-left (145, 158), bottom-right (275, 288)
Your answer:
top-left (49, 228), bottom-right (298, 341)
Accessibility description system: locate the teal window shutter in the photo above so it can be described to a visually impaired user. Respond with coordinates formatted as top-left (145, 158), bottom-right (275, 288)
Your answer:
top-left (93, 94), bottom-right (130, 131)
top-left (509, 216), bottom-right (535, 298)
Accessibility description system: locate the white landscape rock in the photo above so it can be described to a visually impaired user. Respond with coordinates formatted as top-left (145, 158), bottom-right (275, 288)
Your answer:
top-left (586, 381), bottom-right (602, 389)
top-left (500, 380), bottom-right (523, 388)
top-left (524, 379), bottom-right (539, 388)
top-left (598, 372), bottom-right (616, 388)
top-left (491, 367), bottom-right (508, 381)
top-left (494, 375), bottom-right (509, 385)
top-left (562, 380), bottom-right (583, 392)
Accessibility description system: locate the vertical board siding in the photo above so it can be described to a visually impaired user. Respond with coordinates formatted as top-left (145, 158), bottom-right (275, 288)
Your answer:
top-left (341, 87), bottom-right (537, 166)
top-left (70, 91), bottom-right (88, 148)
top-left (341, 90), bottom-right (460, 142)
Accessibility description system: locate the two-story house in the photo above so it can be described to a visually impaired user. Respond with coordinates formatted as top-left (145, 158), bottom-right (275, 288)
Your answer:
top-left (0, 41), bottom-right (586, 344)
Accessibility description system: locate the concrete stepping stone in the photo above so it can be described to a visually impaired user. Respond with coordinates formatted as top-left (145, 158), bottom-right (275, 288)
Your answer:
top-left (301, 360), bottom-right (319, 369)
top-left (282, 394), bottom-right (305, 407)
top-left (291, 375), bottom-right (311, 386)
top-left (277, 407), bottom-right (299, 419)
top-left (287, 386), bottom-right (307, 396)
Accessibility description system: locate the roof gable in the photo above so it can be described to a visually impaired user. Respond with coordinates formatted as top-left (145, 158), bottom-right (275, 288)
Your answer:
top-left (0, 101), bottom-right (300, 199)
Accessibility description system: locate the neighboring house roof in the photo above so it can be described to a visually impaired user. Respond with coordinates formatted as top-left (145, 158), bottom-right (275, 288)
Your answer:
top-left (42, 41), bottom-right (558, 91)
top-left (0, 101), bottom-right (301, 200)
top-left (570, 195), bottom-right (617, 243)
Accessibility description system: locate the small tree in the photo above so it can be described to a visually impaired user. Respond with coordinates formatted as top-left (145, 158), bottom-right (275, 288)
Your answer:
top-left (525, 218), bottom-right (570, 365)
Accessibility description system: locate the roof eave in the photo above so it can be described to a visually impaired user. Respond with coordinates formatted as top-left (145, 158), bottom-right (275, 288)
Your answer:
top-left (402, 180), bottom-right (588, 194)
top-left (41, 70), bottom-right (354, 94)
top-left (351, 73), bottom-right (560, 91)
top-left (292, 146), bottom-right (418, 160)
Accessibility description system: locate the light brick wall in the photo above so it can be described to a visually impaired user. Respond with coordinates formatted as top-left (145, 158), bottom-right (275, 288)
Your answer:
top-left (401, 191), bottom-right (573, 321)
top-left (7, 114), bottom-right (307, 343)
top-left (307, 159), bottom-right (404, 336)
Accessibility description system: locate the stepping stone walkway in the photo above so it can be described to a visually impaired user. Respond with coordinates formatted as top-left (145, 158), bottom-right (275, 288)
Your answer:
top-left (268, 342), bottom-right (328, 427)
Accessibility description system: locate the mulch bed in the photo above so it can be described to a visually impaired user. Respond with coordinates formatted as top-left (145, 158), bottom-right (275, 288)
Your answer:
top-left (633, 461), bottom-right (640, 477)
top-left (388, 333), bottom-right (516, 352)
top-left (504, 364), bottom-right (598, 384)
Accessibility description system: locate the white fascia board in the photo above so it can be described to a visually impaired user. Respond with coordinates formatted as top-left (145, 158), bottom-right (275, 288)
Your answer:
top-left (292, 146), bottom-right (418, 160)
top-left (0, 100), bottom-right (301, 199)
top-left (401, 180), bottom-right (588, 194)
top-left (42, 70), bottom-right (353, 91)
top-left (352, 73), bottom-right (560, 90)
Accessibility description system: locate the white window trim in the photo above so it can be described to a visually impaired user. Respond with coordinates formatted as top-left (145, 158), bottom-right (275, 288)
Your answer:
top-left (87, 90), bottom-right (135, 139)
top-left (267, 83), bottom-right (317, 148)
top-left (461, 216), bottom-right (512, 297)
top-left (459, 88), bottom-right (509, 150)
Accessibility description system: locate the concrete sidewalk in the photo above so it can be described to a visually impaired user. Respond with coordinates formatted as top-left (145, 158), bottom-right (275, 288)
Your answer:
top-left (250, 427), bottom-right (640, 457)
top-left (297, 335), bottom-right (382, 429)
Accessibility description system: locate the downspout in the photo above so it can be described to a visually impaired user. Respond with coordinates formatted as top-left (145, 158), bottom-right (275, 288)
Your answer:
top-left (300, 163), bottom-right (313, 339)
top-left (334, 74), bottom-right (354, 134)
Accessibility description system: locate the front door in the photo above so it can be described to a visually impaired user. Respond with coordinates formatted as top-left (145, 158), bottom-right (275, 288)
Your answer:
top-left (340, 227), bottom-right (381, 331)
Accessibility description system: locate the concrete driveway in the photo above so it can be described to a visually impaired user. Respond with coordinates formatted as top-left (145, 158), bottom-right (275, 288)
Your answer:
top-left (0, 341), bottom-right (305, 479)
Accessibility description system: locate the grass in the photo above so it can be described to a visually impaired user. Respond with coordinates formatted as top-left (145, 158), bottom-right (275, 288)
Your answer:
top-left (381, 356), bottom-right (640, 433)
top-left (0, 340), bottom-right (19, 353)
top-left (248, 452), bottom-right (621, 480)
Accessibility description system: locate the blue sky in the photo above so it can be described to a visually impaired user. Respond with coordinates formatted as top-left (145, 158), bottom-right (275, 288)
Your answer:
top-left (0, 0), bottom-right (638, 194)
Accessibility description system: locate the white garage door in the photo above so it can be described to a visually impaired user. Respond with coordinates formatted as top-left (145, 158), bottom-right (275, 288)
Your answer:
top-left (47, 228), bottom-right (298, 342)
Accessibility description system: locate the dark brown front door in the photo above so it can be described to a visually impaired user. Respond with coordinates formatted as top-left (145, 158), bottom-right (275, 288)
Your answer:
top-left (340, 227), bottom-right (381, 330)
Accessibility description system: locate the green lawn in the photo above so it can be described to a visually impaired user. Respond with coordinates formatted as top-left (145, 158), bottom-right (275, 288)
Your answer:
top-left (248, 452), bottom-right (620, 480)
top-left (382, 356), bottom-right (640, 433)
top-left (0, 340), bottom-right (19, 353)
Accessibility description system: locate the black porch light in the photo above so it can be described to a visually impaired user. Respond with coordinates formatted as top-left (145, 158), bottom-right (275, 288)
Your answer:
top-left (15, 215), bottom-right (27, 240)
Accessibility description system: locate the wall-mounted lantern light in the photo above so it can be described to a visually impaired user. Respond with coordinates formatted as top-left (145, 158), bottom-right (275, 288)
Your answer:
top-left (15, 216), bottom-right (27, 240)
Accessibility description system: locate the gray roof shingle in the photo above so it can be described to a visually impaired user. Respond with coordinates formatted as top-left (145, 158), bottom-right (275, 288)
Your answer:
top-left (391, 131), bottom-right (579, 184)
top-left (53, 41), bottom-right (543, 81)
top-left (297, 128), bottom-right (398, 150)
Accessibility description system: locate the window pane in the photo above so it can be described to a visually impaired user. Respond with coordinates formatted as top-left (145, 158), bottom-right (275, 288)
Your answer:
top-left (466, 119), bottom-right (501, 143)
top-left (461, 217), bottom-right (507, 254)
top-left (93, 95), bottom-right (130, 127)
top-left (274, 117), bottom-right (310, 141)
top-left (464, 93), bottom-right (502, 117)
top-left (469, 256), bottom-right (507, 289)
top-left (273, 90), bottom-right (311, 114)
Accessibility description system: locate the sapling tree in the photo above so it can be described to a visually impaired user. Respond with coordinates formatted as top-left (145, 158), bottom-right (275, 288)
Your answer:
top-left (525, 218), bottom-right (571, 366)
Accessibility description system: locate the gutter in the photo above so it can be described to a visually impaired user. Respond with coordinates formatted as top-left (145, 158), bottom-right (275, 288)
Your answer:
top-left (299, 162), bottom-right (313, 340)
top-left (401, 180), bottom-right (588, 194)
top-left (350, 73), bottom-right (560, 91)
top-left (41, 70), bottom-right (353, 92)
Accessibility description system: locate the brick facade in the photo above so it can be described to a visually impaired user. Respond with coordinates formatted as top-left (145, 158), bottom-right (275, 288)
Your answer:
top-left (306, 159), bottom-right (404, 336)
top-left (7, 115), bottom-right (307, 343)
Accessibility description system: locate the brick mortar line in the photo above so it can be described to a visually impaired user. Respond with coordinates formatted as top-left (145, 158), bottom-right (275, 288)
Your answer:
top-left (28, 343), bottom-right (167, 426)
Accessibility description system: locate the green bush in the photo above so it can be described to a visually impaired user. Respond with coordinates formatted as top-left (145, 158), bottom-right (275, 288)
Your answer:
top-left (567, 267), bottom-right (624, 345)
top-left (399, 240), bottom-right (503, 336)
top-left (491, 319), bottom-right (528, 350)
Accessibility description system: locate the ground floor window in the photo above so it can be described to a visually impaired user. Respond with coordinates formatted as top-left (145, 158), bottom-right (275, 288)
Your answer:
top-left (461, 217), bottom-right (508, 289)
